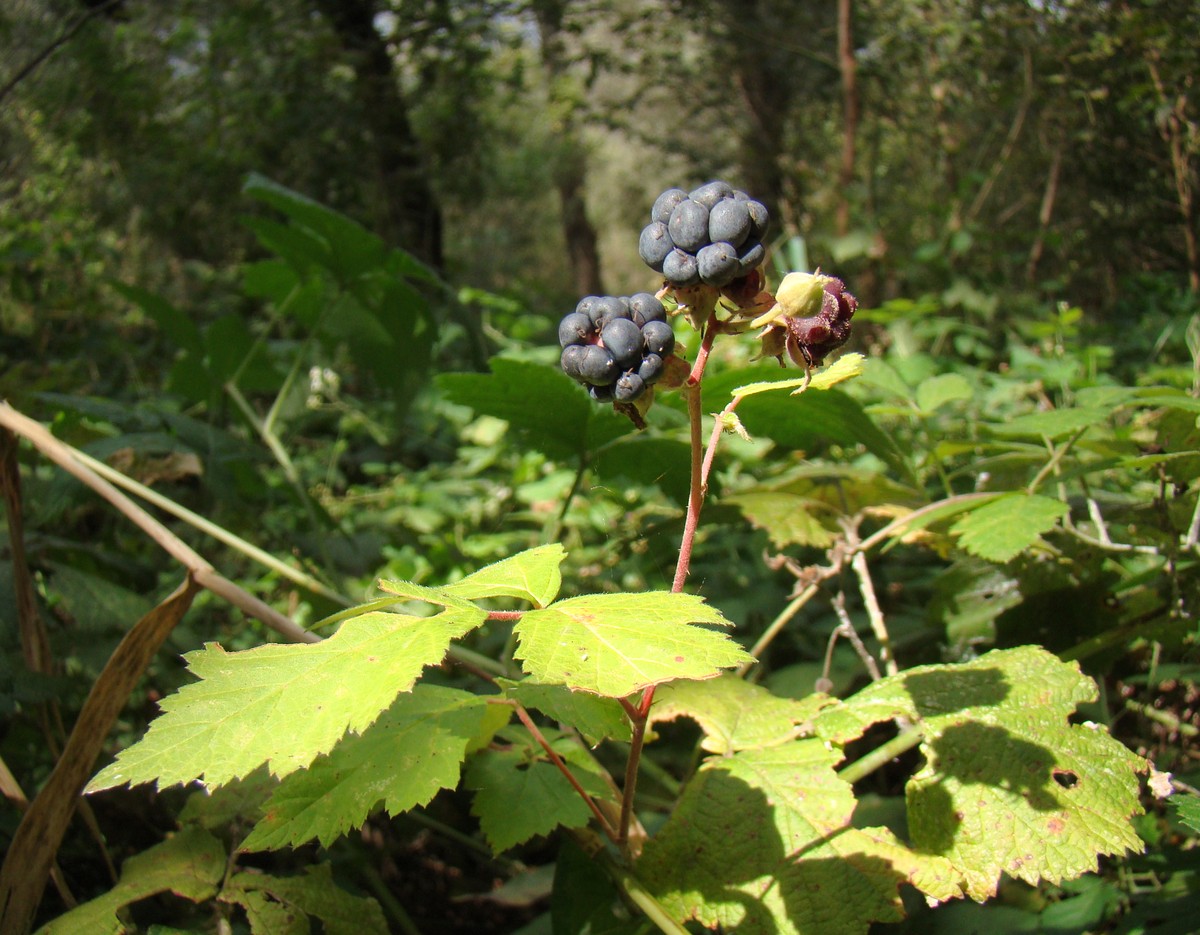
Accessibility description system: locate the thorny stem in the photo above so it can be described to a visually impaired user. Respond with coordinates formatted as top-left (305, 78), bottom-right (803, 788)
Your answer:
top-left (511, 702), bottom-right (620, 843)
top-left (619, 311), bottom-right (722, 853)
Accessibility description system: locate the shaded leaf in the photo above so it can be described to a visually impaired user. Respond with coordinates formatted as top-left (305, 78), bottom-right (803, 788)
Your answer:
top-left (498, 679), bottom-right (632, 744)
top-left (916, 373), bottom-right (973, 413)
top-left (650, 675), bottom-right (833, 754)
top-left (226, 862), bottom-right (388, 935)
top-left (514, 593), bottom-right (751, 698)
top-left (990, 408), bottom-right (1108, 439)
top-left (724, 490), bottom-right (836, 548)
top-left (639, 743), bottom-right (961, 935)
top-left (465, 727), bottom-right (613, 852)
top-left (36, 828), bottom-right (225, 935)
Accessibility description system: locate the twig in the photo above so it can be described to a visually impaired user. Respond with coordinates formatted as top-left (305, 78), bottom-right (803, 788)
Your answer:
top-left (0, 0), bottom-right (124, 105)
top-left (739, 585), bottom-right (819, 677)
top-left (0, 402), bottom-right (316, 644)
top-left (843, 521), bottom-right (897, 676)
top-left (831, 592), bottom-right (882, 682)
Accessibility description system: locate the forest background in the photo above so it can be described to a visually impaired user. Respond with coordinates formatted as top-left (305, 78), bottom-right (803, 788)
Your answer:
top-left (1, 0), bottom-right (1199, 933)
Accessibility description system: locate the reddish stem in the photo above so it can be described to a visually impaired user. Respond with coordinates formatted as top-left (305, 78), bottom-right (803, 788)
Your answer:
top-left (512, 701), bottom-right (619, 843)
top-left (486, 610), bottom-right (524, 621)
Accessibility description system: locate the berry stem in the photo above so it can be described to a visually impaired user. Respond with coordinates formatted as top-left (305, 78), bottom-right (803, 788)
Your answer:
top-left (618, 310), bottom-right (722, 856)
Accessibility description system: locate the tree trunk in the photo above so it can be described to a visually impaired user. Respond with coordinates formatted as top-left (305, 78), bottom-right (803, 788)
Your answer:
top-left (532, 0), bottom-right (604, 297)
top-left (312, 0), bottom-right (443, 269)
top-left (836, 0), bottom-right (858, 237)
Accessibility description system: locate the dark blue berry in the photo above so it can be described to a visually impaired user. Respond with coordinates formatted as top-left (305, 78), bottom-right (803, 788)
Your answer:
top-left (689, 180), bottom-right (734, 209)
top-left (629, 292), bottom-right (666, 326)
top-left (590, 295), bottom-right (630, 331)
top-left (638, 353), bottom-right (664, 384)
top-left (641, 320), bottom-right (675, 357)
top-left (746, 200), bottom-right (770, 240)
top-left (651, 188), bottom-right (689, 225)
top-left (560, 344), bottom-right (587, 380)
top-left (697, 241), bottom-right (741, 287)
top-left (662, 249), bottom-right (700, 286)
top-left (708, 199), bottom-right (751, 248)
top-left (558, 312), bottom-right (594, 348)
top-left (737, 240), bottom-right (765, 275)
top-left (639, 222), bottom-right (674, 272)
top-left (614, 372), bottom-right (646, 402)
top-left (601, 318), bottom-right (644, 371)
top-left (579, 345), bottom-right (618, 385)
top-left (668, 199), bottom-right (710, 253)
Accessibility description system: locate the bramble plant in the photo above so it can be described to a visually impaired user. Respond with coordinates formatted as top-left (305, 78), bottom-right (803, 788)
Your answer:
top-left (14, 178), bottom-right (1186, 935)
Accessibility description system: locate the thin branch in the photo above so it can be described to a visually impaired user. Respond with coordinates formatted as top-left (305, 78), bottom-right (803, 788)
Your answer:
top-left (511, 703), bottom-right (619, 844)
top-left (844, 522), bottom-right (897, 676)
top-left (0, 0), bottom-right (124, 105)
top-left (831, 592), bottom-right (882, 682)
top-left (0, 402), bottom-right (316, 644)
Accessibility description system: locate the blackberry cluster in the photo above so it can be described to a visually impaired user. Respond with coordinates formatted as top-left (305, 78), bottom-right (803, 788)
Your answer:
top-left (558, 292), bottom-right (675, 402)
top-left (638, 180), bottom-right (769, 288)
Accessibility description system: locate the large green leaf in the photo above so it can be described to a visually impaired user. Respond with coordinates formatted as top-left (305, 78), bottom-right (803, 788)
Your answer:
top-left (36, 828), bottom-right (225, 935)
top-left (437, 358), bottom-right (631, 462)
top-left (514, 592), bottom-right (751, 697)
top-left (498, 678), bottom-right (632, 745)
top-left (87, 609), bottom-right (484, 792)
top-left (639, 742), bottom-right (961, 935)
top-left (814, 647), bottom-right (1146, 901)
top-left (241, 685), bottom-right (491, 850)
top-left (695, 365), bottom-right (914, 482)
top-left (949, 493), bottom-right (1069, 562)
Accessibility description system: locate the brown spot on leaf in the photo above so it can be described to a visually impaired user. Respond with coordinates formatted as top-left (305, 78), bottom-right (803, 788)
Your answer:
top-left (674, 656), bottom-right (684, 663)
top-left (1047, 817), bottom-right (1065, 834)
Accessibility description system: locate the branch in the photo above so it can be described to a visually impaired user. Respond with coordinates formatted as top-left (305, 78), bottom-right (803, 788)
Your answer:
top-left (0, 402), bottom-right (316, 644)
top-left (0, 0), bottom-right (124, 105)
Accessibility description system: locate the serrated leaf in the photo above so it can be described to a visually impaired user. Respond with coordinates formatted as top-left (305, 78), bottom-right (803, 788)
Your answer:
top-left (442, 544), bottom-right (566, 607)
top-left (916, 373), bottom-right (973, 413)
top-left (376, 577), bottom-right (479, 611)
top-left (87, 610), bottom-right (482, 793)
top-left (498, 679), bottom-right (632, 745)
top-left (725, 490), bottom-right (836, 548)
top-left (651, 675), bottom-right (833, 754)
top-left (1171, 793), bottom-right (1200, 833)
top-left (227, 863), bottom-right (388, 935)
top-left (35, 828), bottom-right (225, 935)
top-left (465, 728), bottom-right (614, 852)
top-left (514, 593), bottom-right (752, 697)
top-left (437, 358), bottom-right (629, 462)
top-left (990, 408), bottom-right (1108, 439)
top-left (241, 686), bottom-right (490, 850)
top-left (949, 493), bottom-right (1068, 562)
top-left (640, 743), bottom-right (961, 935)
top-left (732, 353), bottom-right (866, 397)
top-left (815, 647), bottom-right (1146, 901)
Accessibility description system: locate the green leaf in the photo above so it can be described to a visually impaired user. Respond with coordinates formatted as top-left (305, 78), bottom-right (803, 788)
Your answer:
top-left (87, 610), bottom-right (483, 792)
top-left (552, 837), bottom-right (644, 935)
top-left (815, 647), bottom-right (1145, 901)
top-left (915, 373), bottom-right (973, 413)
top-left (591, 436), bottom-right (693, 505)
top-left (443, 544), bottom-right (566, 607)
top-left (732, 353), bottom-right (866, 397)
top-left (499, 679), bottom-right (632, 745)
top-left (465, 727), bottom-right (613, 852)
top-left (35, 828), bottom-right (225, 935)
top-left (724, 490), bottom-right (837, 548)
top-left (1171, 792), bottom-right (1200, 834)
top-left (651, 675), bottom-right (833, 754)
top-left (242, 686), bottom-right (491, 850)
top-left (514, 593), bottom-right (752, 698)
top-left (437, 358), bottom-right (629, 462)
top-left (949, 493), bottom-right (1068, 562)
top-left (640, 743), bottom-right (961, 935)
top-left (990, 408), bottom-right (1108, 439)
top-left (226, 863), bottom-right (388, 935)
top-left (376, 577), bottom-right (480, 612)
top-left (110, 282), bottom-right (203, 355)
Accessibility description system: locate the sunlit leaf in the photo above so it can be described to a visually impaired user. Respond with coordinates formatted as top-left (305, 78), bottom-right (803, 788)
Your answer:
top-left (949, 493), bottom-right (1068, 562)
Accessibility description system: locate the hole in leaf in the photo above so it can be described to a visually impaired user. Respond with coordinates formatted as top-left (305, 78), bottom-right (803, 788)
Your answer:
top-left (1052, 769), bottom-right (1079, 789)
